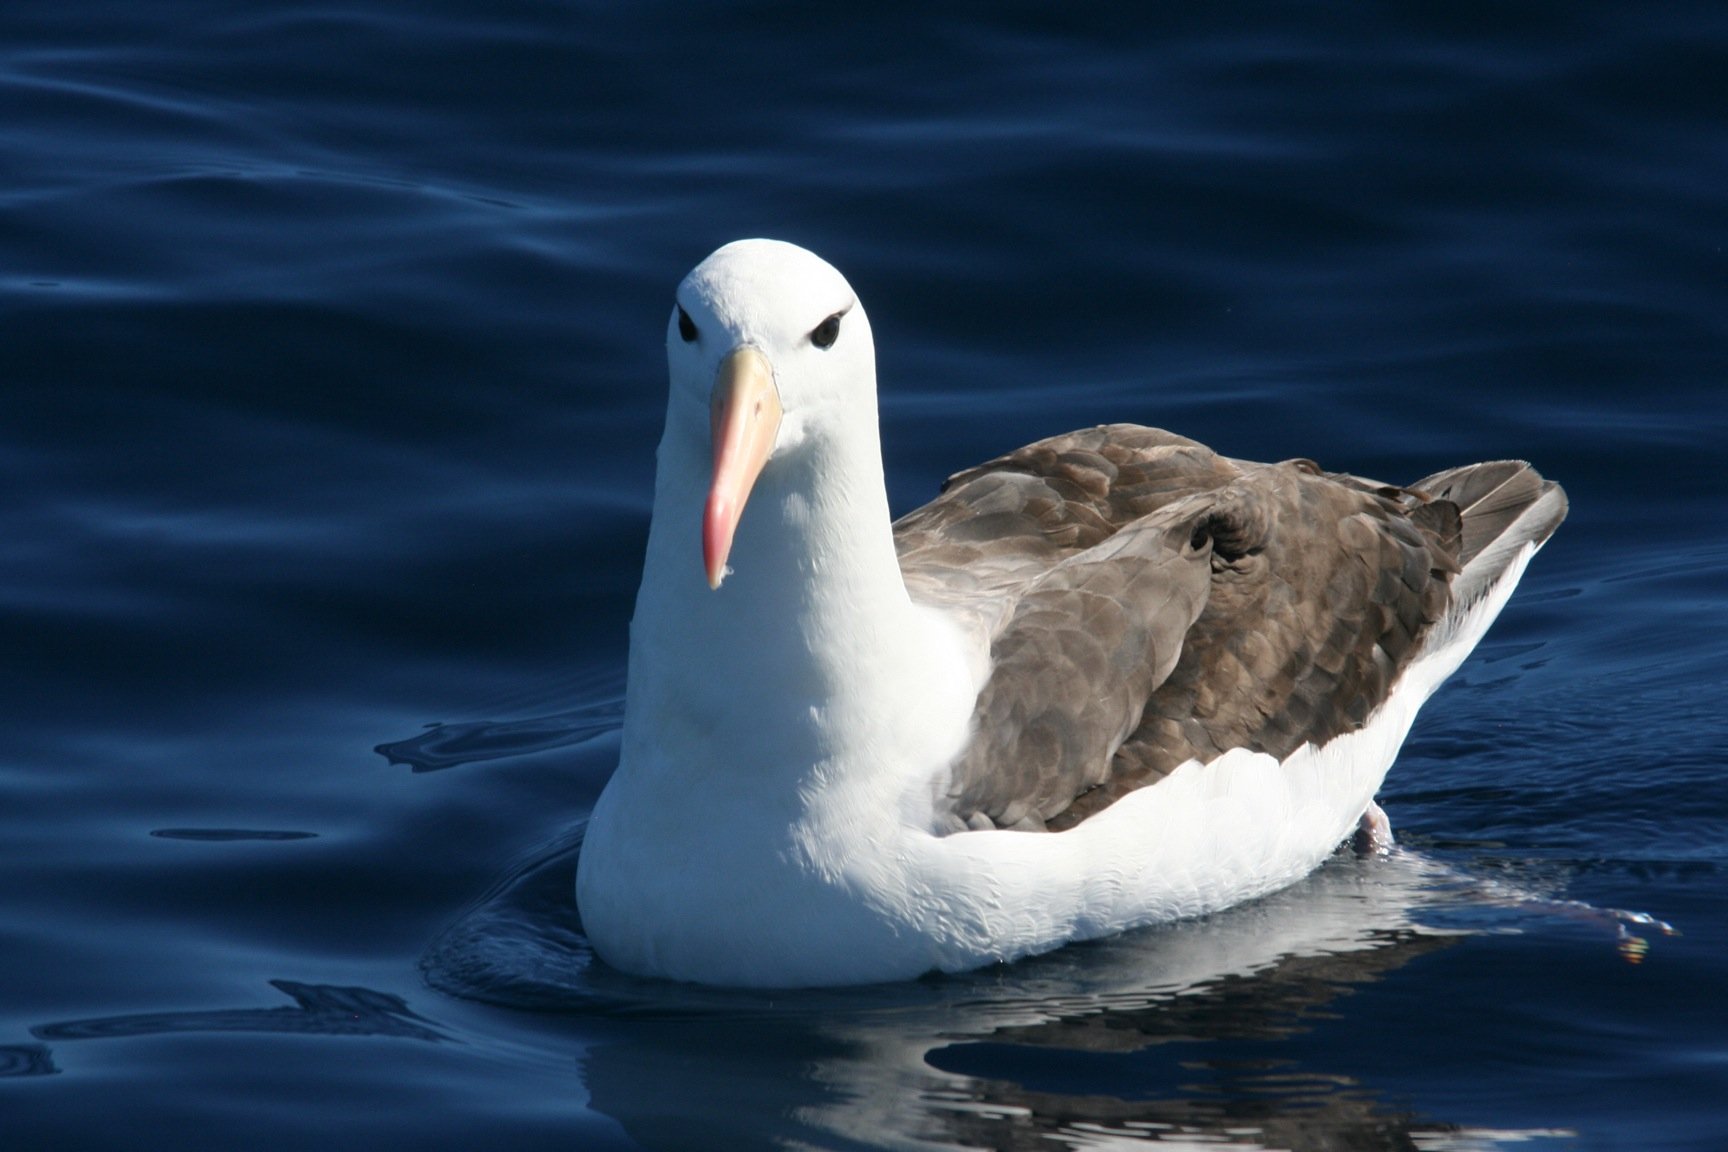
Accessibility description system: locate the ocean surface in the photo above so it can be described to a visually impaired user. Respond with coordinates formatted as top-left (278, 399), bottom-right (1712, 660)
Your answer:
top-left (4, 3), bottom-right (1726, 1148)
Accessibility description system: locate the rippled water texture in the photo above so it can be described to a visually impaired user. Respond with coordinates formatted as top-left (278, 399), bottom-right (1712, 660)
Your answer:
top-left (4, 3), bottom-right (1726, 1149)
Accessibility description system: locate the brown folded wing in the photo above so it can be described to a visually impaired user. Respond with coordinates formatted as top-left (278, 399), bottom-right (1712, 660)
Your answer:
top-left (894, 424), bottom-right (1496, 834)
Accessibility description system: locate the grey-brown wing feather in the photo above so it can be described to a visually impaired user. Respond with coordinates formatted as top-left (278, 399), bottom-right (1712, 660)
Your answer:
top-left (895, 425), bottom-right (1235, 623)
top-left (1048, 460), bottom-right (1462, 829)
top-left (896, 424), bottom-right (1556, 835)
top-left (932, 500), bottom-right (1214, 831)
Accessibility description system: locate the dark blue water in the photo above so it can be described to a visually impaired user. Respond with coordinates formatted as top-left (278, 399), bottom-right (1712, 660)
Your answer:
top-left (4, 3), bottom-right (1726, 1148)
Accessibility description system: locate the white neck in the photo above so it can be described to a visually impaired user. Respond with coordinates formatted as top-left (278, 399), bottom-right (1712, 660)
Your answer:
top-left (620, 394), bottom-right (967, 797)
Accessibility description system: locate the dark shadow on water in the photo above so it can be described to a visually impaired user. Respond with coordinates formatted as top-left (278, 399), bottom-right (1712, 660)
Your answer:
top-left (32, 981), bottom-right (446, 1044)
top-left (376, 699), bottom-right (625, 773)
top-left (149, 828), bottom-right (319, 841)
top-left (0, 1044), bottom-right (59, 1078)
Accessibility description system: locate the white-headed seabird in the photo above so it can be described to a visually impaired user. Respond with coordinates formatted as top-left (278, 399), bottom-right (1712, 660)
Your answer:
top-left (576, 239), bottom-right (1566, 987)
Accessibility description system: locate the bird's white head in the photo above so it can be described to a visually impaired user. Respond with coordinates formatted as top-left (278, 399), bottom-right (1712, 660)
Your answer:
top-left (669, 239), bottom-right (876, 589)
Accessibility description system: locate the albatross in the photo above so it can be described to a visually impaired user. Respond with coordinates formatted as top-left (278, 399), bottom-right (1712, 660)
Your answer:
top-left (576, 238), bottom-right (1567, 988)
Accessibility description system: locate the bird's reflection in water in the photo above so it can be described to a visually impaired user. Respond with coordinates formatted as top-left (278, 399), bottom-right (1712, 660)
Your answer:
top-left (21, 835), bottom-right (1584, 1150)
top-left (429, 835), bottom-right (1577, 1151)
top-left (908, 943), bottom-right (1455, 1150)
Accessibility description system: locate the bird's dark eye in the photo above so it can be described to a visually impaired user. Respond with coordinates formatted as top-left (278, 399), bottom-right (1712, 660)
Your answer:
top-left (811, 312), bottom-right (842, 350)
top-left (676, 306), bottom-right (698, 343)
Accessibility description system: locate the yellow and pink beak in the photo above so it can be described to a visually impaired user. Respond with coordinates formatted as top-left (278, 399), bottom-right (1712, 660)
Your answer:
top-left (703, 347), bottom-right (782, 589)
